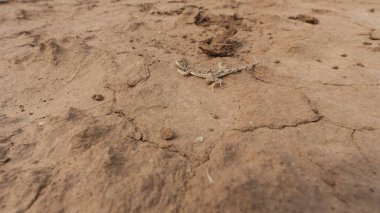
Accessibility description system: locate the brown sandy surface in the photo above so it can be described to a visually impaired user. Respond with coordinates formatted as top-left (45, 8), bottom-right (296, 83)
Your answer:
top-left (1, 0), bottom-right (380, 212)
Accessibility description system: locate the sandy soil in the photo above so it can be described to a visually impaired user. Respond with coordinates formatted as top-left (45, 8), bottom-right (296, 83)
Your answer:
top-left (1, 0), bottom-right (380, 212)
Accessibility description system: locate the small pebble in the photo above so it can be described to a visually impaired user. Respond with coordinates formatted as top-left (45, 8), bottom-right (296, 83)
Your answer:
top-left (92, 94), bottom-right (104, 101)
top-left (363, 41), bottom-right (372, 45)
top-left (210, 113), bottom-right (218, 119)
top-left (160, 128), bottom-right (175, 140)
top-left (274, 60), bottom-right (280, 64)
top-left (332, 66), bottom-right (339, 69)
top-left (2, 158), bottom-right (11, 164)
top-left (340, 53), bottom-right (347, 57)
top-left (195, 136), bottom-right (204, 143)
top-left (356, 62), bottom-right (365, 67)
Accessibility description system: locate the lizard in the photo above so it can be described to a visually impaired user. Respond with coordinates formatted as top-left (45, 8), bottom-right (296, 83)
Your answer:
top-left (175, 57), bottom-right (259, 90)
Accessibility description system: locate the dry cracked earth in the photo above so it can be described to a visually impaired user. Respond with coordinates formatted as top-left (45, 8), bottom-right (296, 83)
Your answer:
top-left (1, 0), bottom-right (380, 212)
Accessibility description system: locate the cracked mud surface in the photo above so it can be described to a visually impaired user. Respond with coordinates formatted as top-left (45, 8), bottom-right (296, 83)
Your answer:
top-left (1, 0), bottom-right (380, 212)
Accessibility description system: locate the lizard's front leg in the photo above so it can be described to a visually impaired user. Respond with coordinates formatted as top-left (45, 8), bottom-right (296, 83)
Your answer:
top-left (217, 61), bottom-right (227, 71)
top-left (207, 77), bottom-right (222, 91)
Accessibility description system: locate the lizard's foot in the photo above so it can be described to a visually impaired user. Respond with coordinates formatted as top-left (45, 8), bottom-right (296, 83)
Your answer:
top-left (209, 83), bottom-right (217, 91)
top-left (217, 61), bottom-right (227, 71)
top-left (209, 84), bottom-right (214, 91)
top-left (208, 79), bottom-right (223, 91)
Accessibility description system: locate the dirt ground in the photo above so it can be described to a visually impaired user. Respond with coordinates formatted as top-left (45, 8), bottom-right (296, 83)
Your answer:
top-left (1, 0), bottom-right (380, 212)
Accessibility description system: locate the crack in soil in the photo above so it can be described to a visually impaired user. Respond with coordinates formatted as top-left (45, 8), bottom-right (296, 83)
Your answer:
top-left (24, 175), bottom-right (51, 212)
top-left (322, 118), bottom-right (376, 132)
top-left (233, 114), bottom-right (323, 132)
top-left (0, 128), bottom-right (23, 144)
top-left (350, 129), bottom-right (375, 165)
top-left (250, 71), bottom-right (292, 88)
top-left (315, 81), bottom-right (380, 87)
top-left (140, 139), bottom-right (191, 162)
top-left (298, 91), bottom-right (322, 116)
top-left (251, 68), bottom-right (380, 88)
top-left (104, 85), bottom-right (118, 114)
top-left (250, 70), bottom-right (377, 132)
top-left (126, 117), bottom-right (192, 163)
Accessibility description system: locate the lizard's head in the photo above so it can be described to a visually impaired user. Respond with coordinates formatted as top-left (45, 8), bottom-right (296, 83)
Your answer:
top-left (176, 58), bottom-right (189, 70)
top-left (175, 58), bottom-right (192, 75)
